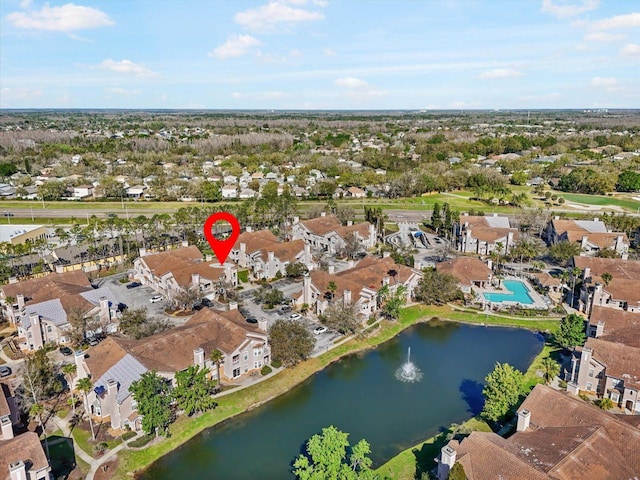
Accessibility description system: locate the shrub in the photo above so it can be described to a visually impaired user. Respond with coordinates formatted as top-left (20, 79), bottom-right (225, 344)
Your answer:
top-left (271, 359), bottom-right (282, 369)
top-left (261, 365), bottom-right (272, 376)
top-left (122, 430), bottom-right (137, 441)
top-left (129, 433), bottom-right (154, 448)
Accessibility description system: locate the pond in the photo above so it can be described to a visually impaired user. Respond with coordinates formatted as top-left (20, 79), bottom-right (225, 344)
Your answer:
top-left (140, 321), bottom-right (543, 479)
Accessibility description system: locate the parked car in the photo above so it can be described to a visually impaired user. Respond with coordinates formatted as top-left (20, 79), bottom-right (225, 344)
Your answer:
top-left (201, 298), bottom-right (213, 307)
top-left (313, 326), bottom-right (328, 335)
top-left (280, 305), bottom-right (292, 313)
top-left (126, 281), bottom-right (142, 289)
top-left (149, 295), bottom-right (163, 303)
top-left (289, 313), bottom-right (302, 320)
top-left (0, 366), bottom-right (12, 377)
top-left (246, 317), bottom-right (258, 324)
top-left (59, 346), bottom-right (73, 356)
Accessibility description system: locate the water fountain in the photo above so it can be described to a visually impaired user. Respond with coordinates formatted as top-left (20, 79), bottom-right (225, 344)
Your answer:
top-left (395, 347), bottom-right (423, 383)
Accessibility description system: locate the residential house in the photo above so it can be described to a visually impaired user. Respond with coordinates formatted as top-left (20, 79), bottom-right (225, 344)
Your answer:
top-left (239, 188), bottom-right (257, 199)
top-left (297, 255), bottom-right (422, 317)
top-left (72, 185), bottom-right (94, 199)
top-left (346, 186), bottom-right (366, 198)
top-left (291, 214), bottom-right (376, 255)
top-left (437, 384), bottom-right (640, 480)
top-left (132, 245), bottom-right (237, 301)
top-left (587, 306), bottom-right (640, 347)
top-left (544, 217), bottom-right (629, 259)
top-left (74, 307), bottom-right (269, 430)
top-left (0, 271), bottom-right (119, 351)
top-left (573, 256), bottom-right (640, 314)
top-left (126, 185), bottom-right (146, 199)
top-left (436, 257), bottom-right (493, 295)
top-left (0, 432), bottom-right (52, 480)
top-left (567, 337), bottom-right (640, 413)
top-left (456, 213), bottom-right (519, 255)
top-left (221, 185), bottom-right (237, 199)
top-left (230, 229), bottom-right (313, 280)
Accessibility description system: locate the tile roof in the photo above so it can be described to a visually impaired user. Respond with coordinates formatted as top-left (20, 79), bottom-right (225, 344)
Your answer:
top-left (552, 219), bottom-right (608, 235)
top-left (337, 256), bottom-right (417, 288)
top-left (573, 256), bottom-right (640, 280)
top-left (140, 246), bottom-right (227, 288)
top-left (436, 257), bottom-right (492, 287)
top-left (448, 385), bottom-right (640, 479)
top-left (589, 306), bottom-right (640, 348)
top-left (1, 270), bottom-right (91, 306)
top-left (0, 432), bottom-right (49, 476)
top-left (0, 382), bottom-right (10, 418)
top-left (584, 337), bottom-right (640, 389)
top-left (466, 226), bottom-right (520, 243)
top-left (299, 215), bottom-right (343, 236)
top-left (565, 231), bottom-right (629, 249)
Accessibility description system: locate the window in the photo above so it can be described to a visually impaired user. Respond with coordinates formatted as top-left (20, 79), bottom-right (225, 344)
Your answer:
top-left (254, 348), bottom-right (262, 357)
top-left (131, 400), bottom-right (138, 411)
top-left (243, 351), bottom-right (248, 361)
top-left (232, 355), bottom-right (240, 365)
top-left (610, 391), bottom-right (620, 402)
top-left (588, 368), bottom-right (594, 378)
top-left (244, 366), bottom-right (248, 373)
top-left (254, 360), bottom-right (262, 369)
top-left (586, 382), bottom-right (593, 391)
top-left (233, 368), bottom-right (240, 378)
top-left (611, 378), bottom-right (622, 388)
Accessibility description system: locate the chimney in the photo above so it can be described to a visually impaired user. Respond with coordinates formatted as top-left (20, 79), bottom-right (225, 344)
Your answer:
top-left (320, 211), bottom-right (326, 217)
top-left (268, 251), bottom-right (275, 262)
top-left (16, 294), bottom-right (24, 311)
top-left (583, 267), bottom-right (590, 281)
top-left (581, 235), bottom-right (588, 248)
top-left (493, 212), bottom-right (498, 217)
top-left (181, 240), bottom-right (189, 247)
top-left (487, 259), bottom-right (493, 270)
top-left (1, 416), bottom-right (14, 440)
top-left (347, 260), bottom-right (355, 269)
top-left (414, 261), bottom-right (422, 270)
top-left (55, 264), bottom-right (65, 274)
top-left (516, 409), bottom-right (531, 431)
top-left (74, 350), bottom-right (86, 376)
top-left (437, 446), bottom-right (457, 480)
top-left (228, 301), bottom-right (238, 311)
top-left (193, 347), bottom-right (205, 368)
top-left (595, 320), bottom-right (604, 337)
top-left (347, 220), bottom-right (353, 226)
top-left (107, 379), bottom-right (118, 396)
top-left (593, 217), bottom-right (599, 222)
top-left (382, 251), bottom-right (391, 258)
top-left (245, 226), bottom-right (252, 233)
top-left (258, 318), bottom-right (268, 332)
top-left (383, 276), bottom-right (390, 286)
top-left (9, 461), bottom-right (27, 480)
top-left (8, 277), bottom-right (17, 284)
top-left (205, 254), bottom-right (213, 262)
top-left (293, 215), bottom-right (300, 224)
top-left (139, 247), bottom-right (147, 257)
top-left (328, 265), bottom-right (335, 275)
top-left (343, 290), bottom-right (352, 305)
top-left (303, 275), bottom-right (312, 305)
top-left (29, 313), bottom-right (43, 350)
top-left (191, 273), bottom-right (200, 289)
top-left (99, 297), bottom-right (110, 323)
top-left (554, 215), bottom-right (560, 220)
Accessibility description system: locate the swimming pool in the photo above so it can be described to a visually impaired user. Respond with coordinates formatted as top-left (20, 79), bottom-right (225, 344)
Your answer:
top-left (483, 280), bottom-right (534, 305)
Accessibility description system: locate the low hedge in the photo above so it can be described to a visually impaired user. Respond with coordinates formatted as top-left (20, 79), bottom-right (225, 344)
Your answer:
top-left (261, 365), bottom-right (272, 376)
top-left (129, 434), bottom-right (154, 448)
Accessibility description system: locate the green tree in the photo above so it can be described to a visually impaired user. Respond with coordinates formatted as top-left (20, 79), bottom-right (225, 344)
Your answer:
top-left (286, 262), bottom-right (308, 278)
top-left (323, 302), bottom-right (362, 334)
top-left (268, 318), bottom-right (315, 367)
top-left (173, 366), bottom-right (218, 416)
top-left (62, 364), bottom-right (77, 412)
top-left (253, 286), bottom-right (285, 309)
top-left (555, 313), bottom-right (586, 350)
top-left (615, 170), bottom-right (640, 192)
top-left (210, 349), bottom-right (225, 387)
top-left (293, 426), bottom-right (378, 480)
top-left (597, 398), bottom-right (615, 410)
top-left (0, 163), bottom-right (18, 178)
top-left (541, 357), bottom-right (560, 384)
top-left (549, 241), bottom-right (581, 265)
top-left (76, 377), bottom-right (96, 440)
top-left (482, 363), bottom-right (524, 422)
top-left (413, 269), bottom-right (464, 305)
top-left (430, 202), bottom-right (442, 233)
top-left (201, 181), bottom-right (221, 202)
top-left (378, 284), bottom-right (407, 320)
top-left (38, 180), bottom-right (67, 200)
top-left (130, 371), bottom-right (174, 436)
top-left (449, 462), bottom-right (467, 480)
top-left (601, 272), bottom-right (612, 287)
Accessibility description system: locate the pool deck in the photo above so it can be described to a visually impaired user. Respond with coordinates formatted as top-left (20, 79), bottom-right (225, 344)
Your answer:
top-left (476, 277), bottom-right (549, 310)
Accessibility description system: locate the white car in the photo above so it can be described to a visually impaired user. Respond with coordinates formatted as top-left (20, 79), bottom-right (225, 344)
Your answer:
top-left (149, 295), bottom-right (164, 303)
top-left (313, 326), bottom-right (328, 335)
top-left (289, 313), bottom-right (302, 320)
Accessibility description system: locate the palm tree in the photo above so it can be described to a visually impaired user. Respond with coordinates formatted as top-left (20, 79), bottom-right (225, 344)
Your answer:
top-left (62, 364), bottom-right (77, 413)
top-left (30, 403), bottom-right (50, 460)
top-left (210, 349), bottom-right (225, 388)
top-left (601, 272), bottom-right (612, 287)
top-left (326, 281), bottom-right (337, 301)
top-left (387, 269), bottom-right (398, 284)
top-left (541, 357), bottom-right (560, 385)
top-left (76, 377), bottom-right (96, 440)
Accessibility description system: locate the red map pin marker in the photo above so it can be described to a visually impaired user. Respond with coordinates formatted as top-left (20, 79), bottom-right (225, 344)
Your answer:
top-left (203, 212), bottom-right (241, 265)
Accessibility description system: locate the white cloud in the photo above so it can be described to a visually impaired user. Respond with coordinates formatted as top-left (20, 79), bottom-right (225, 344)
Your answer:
top-left (97, 59), bottom-right (157, 78)
top-left (583, 32), bottom-right (623, 42)
top-left (591, 76), bottom-right (617, 87)
top-left (0, 87), bottom-right (43, 104)
top-left (6, 3), bottom-right (114, 31)
top-left (19, 0), bottom-right (33, 8)
top-left (209, 35), bottom-right (261, 59)
top-left (620, 43), bottom-right (640, 58)
top-left (323, 48), bottom-right (337, 56)
top-left (478, 68), bottom-right (523, 80)
top-left (105, 87), bottom-right (140, 96)
top-left (587, 12), bottom-right (640, 30)
top-left (541, 0), bottom-right (599, 19)
top-left (235, 1), bottom-right (324, 32)
top-left (334, 77), bottom-right (369, 88)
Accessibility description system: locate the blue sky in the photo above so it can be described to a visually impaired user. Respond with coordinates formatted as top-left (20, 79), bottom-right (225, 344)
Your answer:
top-left (1, 0), bottom-right (638, 109)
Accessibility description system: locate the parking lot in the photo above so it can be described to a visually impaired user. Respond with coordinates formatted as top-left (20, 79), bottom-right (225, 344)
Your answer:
top-left (96, 273), bottom-right (182, 325)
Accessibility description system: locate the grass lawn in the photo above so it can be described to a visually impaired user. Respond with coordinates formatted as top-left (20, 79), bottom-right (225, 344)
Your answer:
top-left (555, 191), bottom-right (640, 211)
top-left (376, 417), bottom-right (491, 480)
top-left (72, 424), bottom-right (123, 458)
top-left (111, 303), bottom-right (560, 479)
top-left (523, 342), bottom-right (563, 391)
